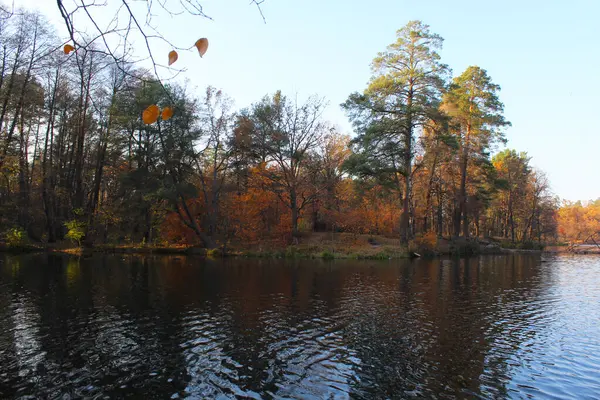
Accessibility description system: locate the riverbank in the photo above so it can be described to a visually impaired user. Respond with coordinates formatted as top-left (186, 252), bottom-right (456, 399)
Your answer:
top-left (0, 233), bottom-right (549, 259)
top-left (544, 245), bottom-right (600, 255)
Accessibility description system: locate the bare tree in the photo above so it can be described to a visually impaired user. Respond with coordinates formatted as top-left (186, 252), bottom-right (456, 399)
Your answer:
top-left (244, 92), bottom-right (328, 239)
top-left (194, 86), bottom-right (235, 241)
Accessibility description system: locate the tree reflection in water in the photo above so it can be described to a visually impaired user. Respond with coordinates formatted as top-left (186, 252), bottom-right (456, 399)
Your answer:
top-left (1, 253), bottom-right (598, 399)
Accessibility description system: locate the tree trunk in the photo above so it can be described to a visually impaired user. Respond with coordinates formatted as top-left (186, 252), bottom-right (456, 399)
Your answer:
top-left (424, 149), bottom-right (439, 232)
top-left (42, 74), bottom-right (58, 242)
top-left (508, 191), bottom-right (515, 242)
top-left (459, 148), bottom-right (469, 238)
top-left (174, 196), bottom-right (217, 248)
top-left (457, 104), bottom-right (473, 238)
top-left (0, 41), bottom-right (22, 144)
top-left (88, 89), bottom-right (116, 231)
top-left (74, 55), bottom-right (93, 209)
top-left (400, 87), bottom-right (414, 244)
top-left (291, 189), bottom-right (299, 238)
top-left (437, 189), bottom-right (444, 238)
top-left (400, 180), bottom-right (411, 243)
top-left (18, 109), bottom-right (29, 229)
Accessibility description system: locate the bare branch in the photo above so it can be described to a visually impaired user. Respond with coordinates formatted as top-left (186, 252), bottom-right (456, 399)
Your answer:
top-left (55, 0), bottom-right (268, 85)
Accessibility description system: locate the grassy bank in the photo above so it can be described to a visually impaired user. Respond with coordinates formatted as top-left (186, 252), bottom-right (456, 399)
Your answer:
top-left (0, 243), bottom-right (203, 256)
top-left (1, 232), bottom-right (546, 259)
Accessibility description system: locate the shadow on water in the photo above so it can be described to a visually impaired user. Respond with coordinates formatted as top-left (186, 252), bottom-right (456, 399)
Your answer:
top-left (0, 253), bottom-right (598, 398)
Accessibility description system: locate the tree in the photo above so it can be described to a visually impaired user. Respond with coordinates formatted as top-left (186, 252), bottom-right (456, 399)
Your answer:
top-left (313, 130), bottom-right (351, 230)
top-left (194, 86), bottom-right (235, 241)
top-left (442, 66), bottom-right (510, 238)
top-left (242, 91), bottom-right (328, 239)
top-left (0, 9), bottom-right (54, 238)
top-left (0, 7), bottom-right (567, 251)
top-left (414, 118), bottom-right (456, 235)
top-left (492, 149), bottom-right (530, 242)
top-left (524, 169), bottom-right (554, 243)
top-left (343, 20), bottom-right (449, 244)
top-left (557, 200), bottom-right (600, 244)
top-left (144, 82), bottom-right (221, 248)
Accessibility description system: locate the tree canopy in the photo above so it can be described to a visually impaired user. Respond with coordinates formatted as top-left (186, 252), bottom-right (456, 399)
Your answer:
top-left (0, 10), bottom-right (583, 252)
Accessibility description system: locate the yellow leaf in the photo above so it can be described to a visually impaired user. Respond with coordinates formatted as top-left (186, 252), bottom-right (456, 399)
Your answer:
top-left (63, 44), bottom-right (75, 55)
top-left (195, 38), bottom-right (209, 58)
top-left (142, 104), bottom-right (160, 124)
top-left (168, 50), bottom-right (178, 66)
top-left (161, 107), bottom-right (174, 121)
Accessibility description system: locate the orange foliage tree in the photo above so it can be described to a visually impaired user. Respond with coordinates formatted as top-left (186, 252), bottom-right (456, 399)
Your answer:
top-left (557, 200), bottom-right (600, 243)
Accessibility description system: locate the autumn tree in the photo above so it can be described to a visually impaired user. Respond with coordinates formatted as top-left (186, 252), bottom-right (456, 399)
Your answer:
top-left (557, 200), bottom-right (600, 244)
top-left (312, 130), bottom-right (351, 230)
top-left (343, 20), bottom-right (449, 244)
top-left (0, 9), bottom-right (55, 238)
top-left (442, 66), bottom-right (510, 238)
top-left (194, 86), bottom-right (236, 241)
top-left (522, 169), bottom-right (556, 243)
top-left (491, 150), bottom-right (531, 242)
top-left (241, 91), bottom-right (328, 239)
top-left (413, 118), bottom-right (456, 235)
top-left (142, 82), bottom-right (221, 248)
top-left (85, 62), bottom-right (138, 239)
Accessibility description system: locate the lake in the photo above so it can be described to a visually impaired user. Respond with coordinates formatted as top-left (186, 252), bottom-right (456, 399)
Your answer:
top-left (0, 253), bottom-right (599, 399)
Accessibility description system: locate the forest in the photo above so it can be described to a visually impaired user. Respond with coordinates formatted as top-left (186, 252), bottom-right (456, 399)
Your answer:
top-left (0, 7), bottom-right (598, 254)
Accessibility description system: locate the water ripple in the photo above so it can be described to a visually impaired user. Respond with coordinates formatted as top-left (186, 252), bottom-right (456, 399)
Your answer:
top-left (0, 254), bottom-right (599, 398)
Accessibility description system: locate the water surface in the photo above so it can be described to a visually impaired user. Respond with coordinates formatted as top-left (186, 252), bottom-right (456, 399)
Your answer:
top-left (0, 254), bottom-right (599, 399)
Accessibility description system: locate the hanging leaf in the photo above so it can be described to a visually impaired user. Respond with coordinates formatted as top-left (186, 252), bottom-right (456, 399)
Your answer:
top-left (168, 50), bottom-right (178, 66)
top-left (161, 107), bottom-right (174, 121)
top-left (63, 44), bottom-right (75, 55)
top-left (142, 104), bottom-right (160, 124)
top-left (195, 38), bottom-right (209, 58)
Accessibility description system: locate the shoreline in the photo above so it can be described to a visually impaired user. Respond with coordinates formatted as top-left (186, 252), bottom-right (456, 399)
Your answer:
top-left (3, 234), bottom-right (593, 259)
top-left (0, 243), bottom-right (553, 259)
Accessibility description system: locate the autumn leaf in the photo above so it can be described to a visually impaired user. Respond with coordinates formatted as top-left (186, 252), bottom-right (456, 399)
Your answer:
top-left (161, 106), bottom-right (174, 121)
top-left (142, 104), bottom-right (160, 124)
top-left (63, 44), bottom-right (75, 55)
top-left (195, 38), bottom-right (209, 58)
top-left (168, 50), bottom-right (178, 66)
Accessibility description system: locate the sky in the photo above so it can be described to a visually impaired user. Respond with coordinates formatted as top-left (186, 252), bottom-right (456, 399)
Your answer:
top-left (19, 0), bottom-right (600, 201)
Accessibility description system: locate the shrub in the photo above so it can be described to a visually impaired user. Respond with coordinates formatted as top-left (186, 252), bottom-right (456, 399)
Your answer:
top-left (206, 248), bottom-right (223, 257)
top-left (320, 250), bottom-right (335, 260)
top-left (500, 241), bottom-right (517, 249)
top-left (4, 227), bottom-right (26, 247)
top-left (64, 220), bottom-right (86, 246)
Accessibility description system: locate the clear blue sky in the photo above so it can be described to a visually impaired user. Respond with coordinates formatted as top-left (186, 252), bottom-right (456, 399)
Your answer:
top-left (22, 0), bottom-right (600, 201)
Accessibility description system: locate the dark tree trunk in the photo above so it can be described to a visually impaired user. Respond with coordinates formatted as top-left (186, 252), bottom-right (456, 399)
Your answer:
top-left (290, 189), bottom-right (299, 238)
